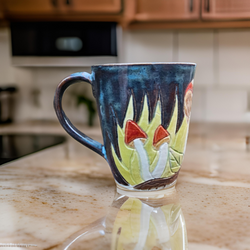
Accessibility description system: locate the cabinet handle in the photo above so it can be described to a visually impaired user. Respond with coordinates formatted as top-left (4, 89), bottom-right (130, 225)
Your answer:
top-left (189, 0), bottom-right (193, 12)
top-left (65, 0), bottom-right (71, 5)
top-left (51, 0), bottom-right (57, 7)
top-left (204, 0), bottom-right (210, 12)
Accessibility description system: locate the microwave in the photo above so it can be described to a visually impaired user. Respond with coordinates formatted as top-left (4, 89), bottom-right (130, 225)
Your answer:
top-left (10, 21), bottom-right (121, 67)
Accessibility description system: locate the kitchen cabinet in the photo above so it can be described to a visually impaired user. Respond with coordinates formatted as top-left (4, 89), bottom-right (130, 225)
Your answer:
top-left (60, 0), bottom-right (121, 14)
top-left (201, 0), bottom-right (250, 20)
top-left (1, 0), bottom-right (121, 18)
top-left (0, 0), bottom-right (4, 20)
top-left (124, 0), bottom-right (250, 29)
top-left (2, 0), bottom-right (250, 29)
top-left (134, 0), bottom-right (200, 21)
top-left (2, 0), bottom-right (59, 15)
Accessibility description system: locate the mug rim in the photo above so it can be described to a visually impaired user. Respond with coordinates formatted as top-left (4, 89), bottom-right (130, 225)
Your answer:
top-left (92, 62), bottom-right (196, 67)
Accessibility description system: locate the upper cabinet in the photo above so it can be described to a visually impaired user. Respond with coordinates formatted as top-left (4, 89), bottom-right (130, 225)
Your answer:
top-left (2, 0), bottom-right (250, 29)
top-left (201, 0), bottom-right (250, 20)
top-left (60, 0), bottom-right (121, 14)
top-left (0, 0), bottom-right (4, 20)
top-left (2, 0), bottom-right (59, 15)
top-left (1, 0), bottom-right (121, 18)
top-left (124, 0), bottom-right (250, 29)
top-left (134, 0), bottom-right (200, 21)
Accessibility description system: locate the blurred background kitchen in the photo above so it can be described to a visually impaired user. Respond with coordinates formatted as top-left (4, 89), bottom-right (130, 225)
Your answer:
top-left (0, 0), bottom-right (250, 126)
top-left (2, 2), bottom-right (250, 249)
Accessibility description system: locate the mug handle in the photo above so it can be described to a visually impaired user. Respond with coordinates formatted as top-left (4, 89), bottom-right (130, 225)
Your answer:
top-left (54, 72), bottom-right (106, 159)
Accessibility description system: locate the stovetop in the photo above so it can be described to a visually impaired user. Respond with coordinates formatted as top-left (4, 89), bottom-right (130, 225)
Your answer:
top-left (0, 134), bottom-right (66, 165)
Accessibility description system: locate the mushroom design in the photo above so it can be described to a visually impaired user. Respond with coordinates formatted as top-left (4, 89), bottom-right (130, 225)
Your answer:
top-left (125, 120), bottom-right (153, 181)
top-left (184, 81), bottom-right (193, 122)
top-left (151, 125), bottom-right (170, 178)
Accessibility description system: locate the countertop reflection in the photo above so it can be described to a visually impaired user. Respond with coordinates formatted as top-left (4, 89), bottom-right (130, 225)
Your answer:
top-left (0, 122), bottom-right (250, 250)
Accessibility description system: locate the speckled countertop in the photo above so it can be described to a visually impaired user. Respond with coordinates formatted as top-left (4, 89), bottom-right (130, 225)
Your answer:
top-left (0, 122), bottom-right (250, 250)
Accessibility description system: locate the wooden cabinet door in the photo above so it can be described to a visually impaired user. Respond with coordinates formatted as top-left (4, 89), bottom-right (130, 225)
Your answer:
top-left (134, 0), bottom-right (200, 21)
top-left (2, 0), bottom-right (59, 14)
top-left (61, 0), bottom-right (121, 14)
top-left (202, 0), bottom-right (250, 20)
top-left (0, 0), bottom-right (4, 19)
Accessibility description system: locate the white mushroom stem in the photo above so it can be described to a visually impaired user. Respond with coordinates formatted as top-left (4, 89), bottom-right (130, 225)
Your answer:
top-left (134, 203), bottom-right (154, 250)
top-left (152, 142), bottom-right (169, 178)
top-left (151, 208), bottom-right (170, 245)
top-left (134, 205), bottom-right (171, 250)
top-left (133, 138), bottom-right (153, 181)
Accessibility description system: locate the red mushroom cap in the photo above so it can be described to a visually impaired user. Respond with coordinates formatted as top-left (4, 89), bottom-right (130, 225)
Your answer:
top-left (153, 125), bottom-right (170, 147)
top-left (125, 120), bottom-right (147, 145)
top-left (185, 82), bottom-right (193, 95)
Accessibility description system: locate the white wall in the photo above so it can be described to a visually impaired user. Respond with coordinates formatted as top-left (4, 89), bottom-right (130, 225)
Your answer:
top-left (0, 27), bottom-right (249, 124)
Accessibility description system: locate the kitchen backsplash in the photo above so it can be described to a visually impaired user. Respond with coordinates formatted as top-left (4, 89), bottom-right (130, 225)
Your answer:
top-left (0, 27), bottom-right (249, 124)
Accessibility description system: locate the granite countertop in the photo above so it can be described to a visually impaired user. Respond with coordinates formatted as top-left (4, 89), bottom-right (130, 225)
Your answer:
top-left (1, 122), bottom-right (250, 250)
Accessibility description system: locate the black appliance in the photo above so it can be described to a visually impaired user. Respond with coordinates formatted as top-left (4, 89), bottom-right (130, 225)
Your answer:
top-left (0, 86), bottom-right (17, 124)
top-left (10, 21), bottom-right (117, 57)
top-left (0, 134), bottom-right (66, 165)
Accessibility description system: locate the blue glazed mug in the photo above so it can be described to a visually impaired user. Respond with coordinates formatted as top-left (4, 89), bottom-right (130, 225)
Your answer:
top-left (54, 63), bottom-right (196, 192)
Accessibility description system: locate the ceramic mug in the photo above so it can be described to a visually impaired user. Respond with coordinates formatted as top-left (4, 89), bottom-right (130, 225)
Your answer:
top-left (54, 63), bottom-right (196, 192)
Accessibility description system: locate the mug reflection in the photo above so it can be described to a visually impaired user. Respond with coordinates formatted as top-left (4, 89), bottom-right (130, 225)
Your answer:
top-left (62, 192), bottom-right (187, 250)
top-left (111, 195), bottom-right (187, 250)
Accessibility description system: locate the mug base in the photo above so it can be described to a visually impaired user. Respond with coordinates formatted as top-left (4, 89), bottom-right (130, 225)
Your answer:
top-left (116, 179), bottom-right (177, 199)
